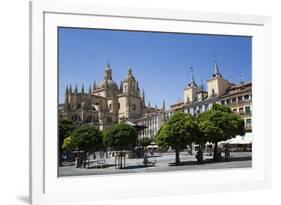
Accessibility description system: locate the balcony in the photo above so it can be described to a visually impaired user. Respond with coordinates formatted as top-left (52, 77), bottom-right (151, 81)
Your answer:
top-left (229, 99), bottom-right (252, 106)
top-left (239, 111), bottom-right (252, 116)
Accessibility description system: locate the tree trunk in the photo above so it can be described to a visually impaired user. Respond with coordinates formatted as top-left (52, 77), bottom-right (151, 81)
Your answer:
top-left (120, 150), bottom-right (123, 169)
top-left (124, 153), bottom-right (126, 167)
top-left (213, 142), bottom-right (218, 160)
top-left (189, 144), bottom-right (193, 155)
top-left (105, 148), bottom-right (108, 158)
top-left (175, 148), bottom-right (180, 165)
top-left (59, 148), bottom-right (62, 167)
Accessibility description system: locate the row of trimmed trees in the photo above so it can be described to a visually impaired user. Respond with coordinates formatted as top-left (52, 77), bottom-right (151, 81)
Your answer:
top-left (155, 104), bottom-right (245, 165)
top-left (59, 121), bottom-right (138, 167)
top-left (59, 104), bottom-right (245, 167)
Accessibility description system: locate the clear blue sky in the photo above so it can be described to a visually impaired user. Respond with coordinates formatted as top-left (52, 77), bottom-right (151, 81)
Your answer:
top-left (59, 27), bottom-right (252, 107)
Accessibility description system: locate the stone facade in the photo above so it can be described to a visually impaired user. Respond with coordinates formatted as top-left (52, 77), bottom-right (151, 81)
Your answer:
top-left (134, 102), bottom-right (171, 141)
top-left (60, 63), bottom-right (147, 130)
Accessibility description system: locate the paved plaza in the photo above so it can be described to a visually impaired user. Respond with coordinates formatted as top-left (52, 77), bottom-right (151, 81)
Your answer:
top-left (59, 152), bottom-right (252, 177)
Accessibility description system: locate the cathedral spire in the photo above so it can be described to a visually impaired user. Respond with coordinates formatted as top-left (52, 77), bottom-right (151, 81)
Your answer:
top-left (81, 84), bottom-right (84, 94)
top-left (88, 85), bottom-right (91, 95)
top-left (213, 55), bottom-right (222, 77)
top-left (141, 89), bottom-right (145, 104)
top-left (93, 80), bottom-right (96, 90)
top-left (69, 84), bottom-right (72, 94)
top-left (162, 99), bottom-right (165, 110)
top-left (74, 84), bottom-right (78, 95)
top-left (64, 86), bottom-right (69, 103)
top-left (65, 85), bottom-right (69, 95)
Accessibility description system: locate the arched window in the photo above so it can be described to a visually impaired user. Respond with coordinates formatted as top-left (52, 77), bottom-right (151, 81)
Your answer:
top-left (86, 116), bottom-right (92, 122)
top-left (72, 115), bottom-right (80, 121)
top-left (132, 104), bottom-right (136, 111)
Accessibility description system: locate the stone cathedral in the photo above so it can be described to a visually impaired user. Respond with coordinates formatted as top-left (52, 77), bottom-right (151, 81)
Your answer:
top-left (61, 63), bottom-right (149, 130)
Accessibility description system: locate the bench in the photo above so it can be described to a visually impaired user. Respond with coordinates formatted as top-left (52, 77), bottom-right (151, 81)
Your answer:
top-left (96, 159), bottom-right (106, 168)
top-left (85, 159), bottom-right (97, 168)
top-left (86, 159), bottom-right (106, 168)
top-left (143, 159), bottom-right (156, 167)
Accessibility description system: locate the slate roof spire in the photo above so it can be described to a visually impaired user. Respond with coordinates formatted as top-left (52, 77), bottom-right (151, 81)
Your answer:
top-left (189, 66), bottom-right (197, 87)
top-left (213, 55), bottom-right (222, 77)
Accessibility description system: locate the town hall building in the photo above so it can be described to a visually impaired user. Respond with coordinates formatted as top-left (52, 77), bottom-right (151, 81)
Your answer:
top-left (182, 59), bottom-right (252, 132)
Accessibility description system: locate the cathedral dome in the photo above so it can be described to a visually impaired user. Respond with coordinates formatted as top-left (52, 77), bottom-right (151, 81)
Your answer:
top-left (97, 79), bottom-right (118, 89)
top-left (96, 63), bottom-right (118, 90)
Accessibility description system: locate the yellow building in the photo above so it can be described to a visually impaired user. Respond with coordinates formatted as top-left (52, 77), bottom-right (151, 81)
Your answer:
top-left (182, 59), bottom-right (252, 131)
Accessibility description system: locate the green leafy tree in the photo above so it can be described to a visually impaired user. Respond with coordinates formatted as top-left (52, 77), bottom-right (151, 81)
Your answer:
top-left (71, 124), bottom-right (103, 153)
top-left (155, 124), bottom-right (170, 151)
top-left (103, 123), bottom-right (137, 168)
top-left (139, 137), bottom-right (153, 147)
top-left (62, 136), bottom-right (74, 152)
top-left (155, 112), bottom-right (199, 165)
top-left (58, 118), bottom-right (77, 165)
top-left (103, 123), bottom-right (137, 151)
top-left (198, 104), bottom-right (245, 160)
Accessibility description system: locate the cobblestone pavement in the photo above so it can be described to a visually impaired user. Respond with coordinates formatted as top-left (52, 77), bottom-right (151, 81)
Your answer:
top-left (59, 152), bottom-right (252, 177)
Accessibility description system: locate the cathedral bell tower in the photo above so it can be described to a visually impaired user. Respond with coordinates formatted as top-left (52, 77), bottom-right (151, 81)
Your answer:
top-left (122, 67), bottom-right (138, 96)
top-left (118, 66), bottom-right (142, 121)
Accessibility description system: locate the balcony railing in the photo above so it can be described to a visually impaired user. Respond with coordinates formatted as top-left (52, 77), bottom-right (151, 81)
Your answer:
top-left (239, 111), bottom-right (252, 116)
top-left (229, 99), bottom-right (252, 106)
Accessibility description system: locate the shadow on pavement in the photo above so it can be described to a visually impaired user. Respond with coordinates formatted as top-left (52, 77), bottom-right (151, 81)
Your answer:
top-left (61, 162), bottom-right (76, 167)
top-left (87, 164), bottom-right (115, 169)
top-left (147, 155), bottom-right (162, 158)
top-left (122, 164), bottom-right (157, 169)
top-left (169, 156), bottom-right (252, 166)
top-left (205, 156), bottom-right (252, 163)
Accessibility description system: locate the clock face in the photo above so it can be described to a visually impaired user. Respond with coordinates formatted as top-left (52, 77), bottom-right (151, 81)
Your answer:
top-left (132, 104), bottom-right (136, 111)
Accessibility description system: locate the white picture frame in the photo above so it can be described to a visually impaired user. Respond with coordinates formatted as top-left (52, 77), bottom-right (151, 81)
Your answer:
top-left (30, 1), bottom-right (272, 204)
